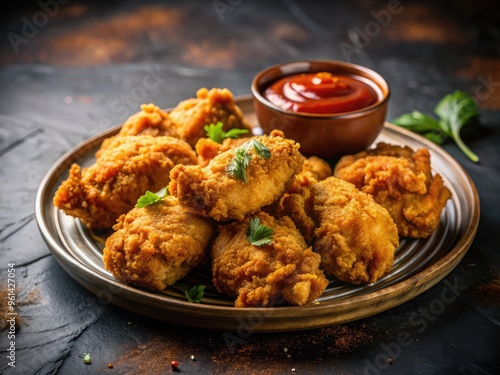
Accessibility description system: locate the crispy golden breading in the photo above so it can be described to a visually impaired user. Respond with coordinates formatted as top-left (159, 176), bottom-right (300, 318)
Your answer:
top-left (211, 212), bottom-right (328, 307)
top-left (169, 131), bottom-right (304, 221)
top-left (98, 104), bottom-right (180, 156)
top-left (334, 143), bottom-right (452, 238)
top-left (103, 196), bottom-right (215, 291)
top-left (267, 156), bottom-right (332, 244)
top-left (311, 177), bottom-right (399, 285)
top-left (169, 87), bottom-right (253, 146)
top-left (118, 103), bottom-right (179, 138)
top-left (195, 136), bottom-right (250, 167)
top-left (53, 135), bottom-right (197, 230)
top-left (296, 156), bottom-right (333, 186)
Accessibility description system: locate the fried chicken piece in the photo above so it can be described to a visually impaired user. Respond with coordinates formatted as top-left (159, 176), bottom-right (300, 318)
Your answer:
top-left (267, 156), bottom-right (332, 244)
top-left (118, 103), bottom-right (179, 138)
top-left (169, 87), bottom-right (253, 146)
top-left (295, 156), bottom-right (333, 187)
top-left (195, 136), bottom-right (250, 167)
top-left (97, 104), bottom-right (180, 156)
top-left (53, 135), bottom-right (197, 230)
top-left (103, 196), bottom-right (215, 291)
top-left (211, 212), bottom-right (328, 307)
top-left (334, 142), bottom-right (452, 238)
top-left (311, 177), bottom-right (399, 285)
top-left (169, 130), bottom-right (304, 221)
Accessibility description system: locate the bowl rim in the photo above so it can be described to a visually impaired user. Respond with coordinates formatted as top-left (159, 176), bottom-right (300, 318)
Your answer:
top-left (251, 59), bottom-right (390, 119)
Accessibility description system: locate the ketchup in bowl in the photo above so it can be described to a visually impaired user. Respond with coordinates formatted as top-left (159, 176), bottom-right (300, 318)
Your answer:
top-left (264, 72), bottom-right (378, 114)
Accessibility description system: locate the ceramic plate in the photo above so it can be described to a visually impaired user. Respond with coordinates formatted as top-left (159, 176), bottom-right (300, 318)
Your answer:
top-left (35, 96), bottom-right (480, 332)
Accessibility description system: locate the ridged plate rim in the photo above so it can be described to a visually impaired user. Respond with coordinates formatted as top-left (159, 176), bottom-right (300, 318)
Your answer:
top-left (35, 95), bottom-right (480, 332)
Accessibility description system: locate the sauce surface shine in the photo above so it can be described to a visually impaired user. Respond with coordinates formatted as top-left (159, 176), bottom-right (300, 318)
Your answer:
top-left (264, 72), bottom-right (378, 114)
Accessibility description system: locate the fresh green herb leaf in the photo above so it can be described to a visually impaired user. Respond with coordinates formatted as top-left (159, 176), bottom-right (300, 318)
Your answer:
top-left (392, 90), bottom-right (480, 162)
top-left (204, 122), bottom-right (249, 144)
top-left (392, 111), bottom-right (440, 133)
top-left (249, 139), bottom-right (271, 159)
top-left (423, 131), bottom-right (446, 144)
top-left (184, 285), bottom-right (205, 303)
top-left (226, 139), bottom-right (271, 182)
top-left (227, 148), bottom-right (251, 182)
top-left (247, 217), bottom-right (273, 246)
top-left (83, 353), bottom-right (91, 364)
top-left (135, 187), bottom-right (169, 208)
top-left (435, 90), bottom-right (479, 162)
top-left (225, 128), bottom-right (250, 139)
top-left (204, 122), bottom-right (225, 143)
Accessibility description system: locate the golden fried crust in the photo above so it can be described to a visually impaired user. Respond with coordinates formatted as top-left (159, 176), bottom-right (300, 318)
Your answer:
top-left (334, 142), bottom-right (452, 238)
top-left (311, 177), bottom-right (399, 285)
top-left (103, 196), bottom-right (215, 291)
top-left (169, 87), bottom-right (253, 146)
top-left (119, 103), bottom-right (179, 138)
top-left (97, 104), bottom-right (180, 157)
top-left (267, 156), bottom-right (332, 244)
top-left (300, 156), bottom-right (332, 183)
top-left (53, 135), bottom-right (197, 230)
top-left (211, 212), bottom-right (328, 307)
top-left (169, 132), bottom-right (304, 221)
top-left (195, 137), bottom-right (250, 167)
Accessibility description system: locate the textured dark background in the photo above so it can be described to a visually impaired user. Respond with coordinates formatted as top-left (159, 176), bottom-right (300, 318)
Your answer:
top-left (0, 1), bottom-right (499, 374)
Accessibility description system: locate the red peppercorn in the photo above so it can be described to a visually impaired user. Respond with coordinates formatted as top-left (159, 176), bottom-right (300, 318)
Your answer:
top-left (171, 360), bottom-right (179, 371)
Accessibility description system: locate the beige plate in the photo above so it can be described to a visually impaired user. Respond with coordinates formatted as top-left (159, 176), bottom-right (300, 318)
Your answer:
top-left (35, 95), bottom-right (480, 332)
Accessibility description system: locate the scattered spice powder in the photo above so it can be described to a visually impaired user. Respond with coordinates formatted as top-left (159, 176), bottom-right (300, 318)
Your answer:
top-left (210, 323), bottom-right (375, 373)
top-left (474, 278), bottom-right (500, 306)
top-left (97, 322), bottom-right (376, 374)
top-left (0, 285), bottom-right (42, 330)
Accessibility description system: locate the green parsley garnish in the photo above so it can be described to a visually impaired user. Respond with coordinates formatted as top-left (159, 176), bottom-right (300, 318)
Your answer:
top-left (184, 285), bottom-right (205, 303)
top-left (135, 187), bottom-right (168, 208)
top-left (227, 139), bottom-right (271, 182)
top-left (227, 148), bottom-right (251, 182)
top-left (248, 139), bottom-right (271, 159)
top-left (204, 122), bottom-right (249, 144)
top-left (393, 90), bottom-right (480, 162)
top-left (247, 217), bottom-right (273, 246)
top-left (83, 353), bottom-right (91, 364)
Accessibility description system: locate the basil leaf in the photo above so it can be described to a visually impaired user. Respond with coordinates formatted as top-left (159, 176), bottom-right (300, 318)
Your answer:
top-left (393, 111), bottom-right (441, 132)
top-left (434, 90), bottom-right (479, 162)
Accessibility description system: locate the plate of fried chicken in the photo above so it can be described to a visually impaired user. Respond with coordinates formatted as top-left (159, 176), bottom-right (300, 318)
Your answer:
top-left (36, 88), bottom-right (479, 332)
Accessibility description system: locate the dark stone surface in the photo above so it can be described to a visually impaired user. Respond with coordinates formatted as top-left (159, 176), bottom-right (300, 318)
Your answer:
top-left (0, 1), bottom-right (499, 374)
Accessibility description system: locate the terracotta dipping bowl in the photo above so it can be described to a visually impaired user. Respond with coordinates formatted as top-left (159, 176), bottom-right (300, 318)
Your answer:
top-left (251, 60), bottom-right (390, 159)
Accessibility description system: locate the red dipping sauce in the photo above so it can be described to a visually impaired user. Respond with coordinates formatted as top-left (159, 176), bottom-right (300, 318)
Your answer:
top-left (264, 72), bottom-right (378, 114)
